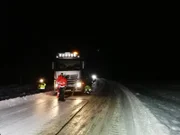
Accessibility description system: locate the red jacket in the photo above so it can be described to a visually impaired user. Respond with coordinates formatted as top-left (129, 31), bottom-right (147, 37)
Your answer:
top-left (56, 75), bottom-right (67, 88)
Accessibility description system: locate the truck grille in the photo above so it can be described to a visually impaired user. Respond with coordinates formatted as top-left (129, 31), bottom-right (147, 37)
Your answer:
top-left (68, 74), bottom-right (78, 79)
top-left (66, 74), bottom-right (78, 87)
top-left (67, 79), bottom-right (77, 87)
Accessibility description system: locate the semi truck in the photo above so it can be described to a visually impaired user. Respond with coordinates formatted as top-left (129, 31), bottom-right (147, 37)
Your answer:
top-left (52, 52), bottom-right (85, 93)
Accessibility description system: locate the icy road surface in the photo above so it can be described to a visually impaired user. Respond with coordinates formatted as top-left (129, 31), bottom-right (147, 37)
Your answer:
top-left (0, 79), bottom-right (171, 135)
top-left (0, 93), bottom-right (88, 135)
top-left (41, 79), bottom-right (170, 135)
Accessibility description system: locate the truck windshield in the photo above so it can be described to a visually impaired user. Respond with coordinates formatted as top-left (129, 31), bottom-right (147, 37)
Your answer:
top-left (55, 59), bottom-right (81, 70)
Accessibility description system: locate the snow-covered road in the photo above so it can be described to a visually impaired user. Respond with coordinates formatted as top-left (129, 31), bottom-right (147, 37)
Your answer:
top-left (0, 79), bottom-right (173, 135)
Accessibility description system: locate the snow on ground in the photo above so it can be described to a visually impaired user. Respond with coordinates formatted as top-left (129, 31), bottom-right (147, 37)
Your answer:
top-left (0, 93), bottom-right (46, 110)
top-left (0, 79), bottom-right (173, 135)
top-left (127, 84), bottom-right (180, 135)
top-left (115, 82), bottom-right (169, 135)
top-left (0, 84), bottom-right (38, 101)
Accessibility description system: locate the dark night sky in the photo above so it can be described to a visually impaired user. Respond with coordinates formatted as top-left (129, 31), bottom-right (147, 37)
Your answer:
top-left (1, 2), bottom-right (179, 85)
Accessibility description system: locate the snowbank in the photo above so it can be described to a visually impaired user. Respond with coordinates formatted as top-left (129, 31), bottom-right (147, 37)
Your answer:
top-left (118, 84), bottom-right (170, 135)
top-left (94, 79), bottom-right (170, 135)
top-left (130, 84), bottom-right (180, 135)
top-left (0, 93), bottom-right (48, 110)
top-left (0, 84), bottom-right (37, 101)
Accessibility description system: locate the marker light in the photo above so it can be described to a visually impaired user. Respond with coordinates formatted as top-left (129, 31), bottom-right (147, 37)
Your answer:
top-left (73, 51), bottom-right (78, 55)
top-left (57, 52), bottom-right (80, 58)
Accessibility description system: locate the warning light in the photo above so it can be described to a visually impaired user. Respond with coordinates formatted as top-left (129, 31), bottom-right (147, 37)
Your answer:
top-left (57, 52), bottom-right (80, 58)
top-left (73, 51), bottom-right (78, 55)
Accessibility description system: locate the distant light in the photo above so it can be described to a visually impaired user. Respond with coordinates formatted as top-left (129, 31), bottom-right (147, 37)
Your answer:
top-left (73, 51), bottom-right (78, 57)
top-left (77, 56), bottom-right (80, 58)
top-left (92, 75), bottom-right (97, 80)
top-left (56, 56), bottom-right (58, 58)
top-left (59, 53), bottom-right (62, 57)
top-left (62, 54), bottom-right (64, 57)
top-left (40, 79), bottom-right (44, 83)
top-left (71, 54), bottom-right (74, 57)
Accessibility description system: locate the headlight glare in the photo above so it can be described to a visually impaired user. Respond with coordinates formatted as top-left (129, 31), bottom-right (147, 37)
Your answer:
top-left (76, 82), bottom-right (82, 88)
top-left (55, 84), bottom-right (58, 88)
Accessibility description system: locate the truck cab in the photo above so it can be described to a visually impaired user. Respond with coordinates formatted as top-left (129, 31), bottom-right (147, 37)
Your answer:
top-left (52, 52), bottom-right (85, 93)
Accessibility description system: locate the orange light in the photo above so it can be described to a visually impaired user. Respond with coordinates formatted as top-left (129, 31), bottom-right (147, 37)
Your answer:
top-left (73, 51), bottom-right (78, 55)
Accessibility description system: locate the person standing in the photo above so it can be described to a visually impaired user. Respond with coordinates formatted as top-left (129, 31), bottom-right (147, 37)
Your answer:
top-left (56, 73), bottom-right (67, 101)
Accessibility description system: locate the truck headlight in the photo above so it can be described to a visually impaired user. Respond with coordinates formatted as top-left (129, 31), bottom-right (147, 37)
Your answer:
top-left (76, 82), bottom-right (82, 88)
